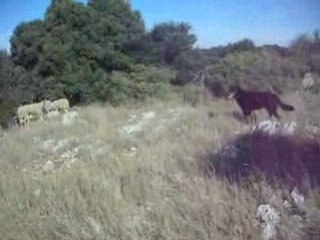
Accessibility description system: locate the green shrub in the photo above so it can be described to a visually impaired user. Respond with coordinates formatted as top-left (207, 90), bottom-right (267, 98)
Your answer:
top-left (0, 101), bottom-right (17, 128)
top-left (180, 84), bottom-right (205, 106)
top-left (106, 65), bottom-right (174, 104)
top-left (205, 49), bottom-right (305, 94)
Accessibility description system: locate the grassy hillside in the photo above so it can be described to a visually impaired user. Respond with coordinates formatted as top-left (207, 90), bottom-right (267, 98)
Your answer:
top-left (0, 91), bottom-right (319, 239)
top-left (0, 1), bottom-right (319, 239)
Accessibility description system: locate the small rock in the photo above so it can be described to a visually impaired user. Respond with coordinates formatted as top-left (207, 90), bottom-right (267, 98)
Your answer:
top-left (282, 121), bottom-right (297, 135)
top-left (257, 204), bottom-right (280, 240)
top-left (142, 111), bottom-right (155, 120)
top-left (39, 138), bottom-right (56, 152)
top-left (257, 204), bottom-right (280, 225)
top-left (252, 120), bottom-right (297, 136)
top-left (282, 200), bottom-right (291, 210)
top-left (130, 146), bottom-right (137, 152)
top-left (33, 189), bottom-right (41, 198)
top-left (60, 150), bottom-right (76, 160)
top-left (62, 111), bottom-right (79, 126)
top-left (87, 216), bottom-right (101, 234)
top-left (290, 187), bottom-right (305, 209)
top-left (64, 157), bottom-right (78, 169)
top-left (43, 160), bottom-right (55, 173)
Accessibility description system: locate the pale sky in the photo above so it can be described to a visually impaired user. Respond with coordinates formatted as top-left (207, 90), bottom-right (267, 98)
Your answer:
top-left (0, 0), bottom-right (319, 50)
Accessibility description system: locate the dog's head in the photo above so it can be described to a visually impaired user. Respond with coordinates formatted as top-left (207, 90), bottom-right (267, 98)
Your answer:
top-left (227, 86), bottom-right (241, 100)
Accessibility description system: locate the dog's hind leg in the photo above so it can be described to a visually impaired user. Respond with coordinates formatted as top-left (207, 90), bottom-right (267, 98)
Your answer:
top-left (243, 110), bottom-right (253, 124)
top-left (273, 110), bottom-right (280, 120)
top-left (266, 107), bottom-right (280, 121)
top-left (251, 112), bottom-right (257, 124)
top-left (271, 107), bottom-right (281, 120)
top-left (245, 113), bottom-right (256, 124)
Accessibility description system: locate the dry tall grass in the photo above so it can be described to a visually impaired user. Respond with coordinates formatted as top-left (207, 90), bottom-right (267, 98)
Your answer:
top-left (0, 92), bottom-right (319, 239)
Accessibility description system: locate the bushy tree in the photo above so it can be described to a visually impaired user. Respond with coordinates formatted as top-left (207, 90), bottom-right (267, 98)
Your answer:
top-left (171, 39), bottom-right (255, 86)
top-left (290, 29), bottom-right (320, 73)
top-left (0, 50), bottom-right (31, 127)
top-left (172, 49), bottom-right (209, 85)
top-left (10, 20), bottom-right (46, 70)
top-left (150, 22), bottom-right (196, 64)
top-left (226, 39), bottom-right (255, 53)
top-left (10, 0), bottom-right (145, 103)
top-left (105, 65), bottom-right (174, 104)
top-left (126, 22), bottom-right (197, 65)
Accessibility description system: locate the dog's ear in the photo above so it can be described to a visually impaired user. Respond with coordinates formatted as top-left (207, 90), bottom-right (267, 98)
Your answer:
top-left (228, 91), bottom-right (236, 99)
top-left (227, 85), bottom-right (242, 99)
top-left (226, 86), bottom-right (235, 99)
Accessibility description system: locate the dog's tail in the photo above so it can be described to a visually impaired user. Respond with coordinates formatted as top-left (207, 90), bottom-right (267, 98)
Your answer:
top-left (278, 98), bottom-right (295, 111)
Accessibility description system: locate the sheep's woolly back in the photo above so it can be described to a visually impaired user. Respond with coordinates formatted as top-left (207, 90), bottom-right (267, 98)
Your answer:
top-left (42, 100), bottom-right (52, 113)
top-left (17, 101), bottom-right (47, 124)
top-left (16, 100), bottom-right (53, 124)
top-left (50, 98), bottom-right (69, 112)
top-left (16, 106), bottom-right (29, 124)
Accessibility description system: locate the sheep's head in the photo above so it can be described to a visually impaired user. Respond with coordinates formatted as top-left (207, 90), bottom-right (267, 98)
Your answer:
top-left (42, 100), bottom-right (52, 113)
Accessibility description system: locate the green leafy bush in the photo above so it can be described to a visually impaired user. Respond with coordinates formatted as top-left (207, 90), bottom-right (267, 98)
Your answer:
top-left (106, 65), bottom-right (174, 104)
top-left (205, 48), bottom-right (305, 95)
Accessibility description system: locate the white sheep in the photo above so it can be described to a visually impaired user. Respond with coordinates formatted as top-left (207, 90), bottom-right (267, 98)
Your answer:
top-left (17, 100), bottom-right (51, 125)
top-left (50, 98), bottom-right (69, 113)
top-left (16, 107), bottom-right (29, 125)
top-left (302, 72), bottom-right (314, 90)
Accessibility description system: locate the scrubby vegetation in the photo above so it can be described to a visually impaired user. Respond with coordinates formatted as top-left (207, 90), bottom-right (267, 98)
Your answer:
top-left (0, 0), bottom-right (320, 239)
top-left (0, 0), bottom-right (319, 127)
top-left (0, 0), bottom-right (196, 126)
top-left (0, 94), bottom-right (319, 239)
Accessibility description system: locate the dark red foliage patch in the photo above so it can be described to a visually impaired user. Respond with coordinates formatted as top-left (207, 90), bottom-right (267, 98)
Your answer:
top-left (204, 131), bottom-right (320, 193)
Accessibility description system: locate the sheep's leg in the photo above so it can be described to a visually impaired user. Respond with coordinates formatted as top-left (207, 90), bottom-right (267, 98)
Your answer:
top-left (38, 110), bottom-right (43, 121)
top-left (18, 117), bottom-right (23, 126)
top-left (20, 115), bottom-right (28, 126)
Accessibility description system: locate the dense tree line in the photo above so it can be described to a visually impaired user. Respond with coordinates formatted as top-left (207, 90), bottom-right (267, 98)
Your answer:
top-left (0, 0), bottom-right (319, 127)
top-left (0, 0), bottom-right (195, 126)
top-left (8, 0), bottom-right (196, 103)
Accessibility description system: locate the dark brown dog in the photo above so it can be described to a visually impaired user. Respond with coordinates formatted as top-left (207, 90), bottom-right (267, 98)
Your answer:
top-left (228, 86), bottom-right (294, 121)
